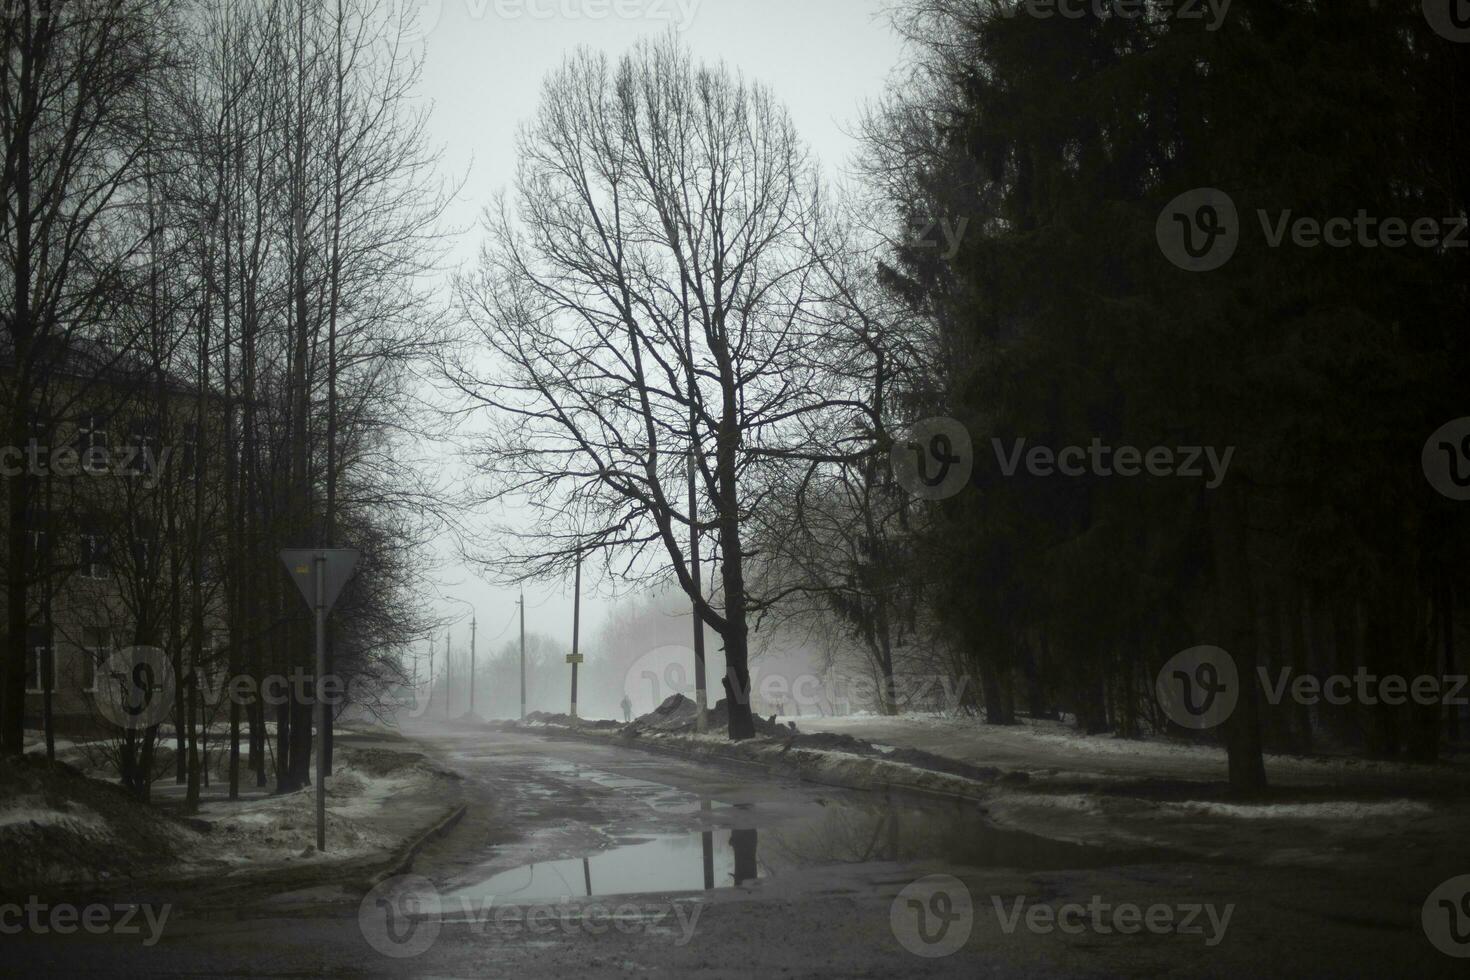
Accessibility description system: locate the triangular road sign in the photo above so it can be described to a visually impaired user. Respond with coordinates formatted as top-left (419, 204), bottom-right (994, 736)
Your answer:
top-left (280, 549), bottom-right (360, 613)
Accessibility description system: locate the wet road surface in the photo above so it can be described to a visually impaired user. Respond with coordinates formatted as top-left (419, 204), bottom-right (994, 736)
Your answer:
top-left (3, 728), bottom-right (1462, 977)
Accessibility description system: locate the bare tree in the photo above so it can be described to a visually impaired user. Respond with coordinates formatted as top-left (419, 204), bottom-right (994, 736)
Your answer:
top-left (452, 36), bottom-right (879, 739)
top-left (1, 0), bottom-right (184, 756)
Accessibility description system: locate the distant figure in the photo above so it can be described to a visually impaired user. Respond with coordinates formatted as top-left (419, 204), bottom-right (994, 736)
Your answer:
top-left (621, 694), bottom-right (633, 723)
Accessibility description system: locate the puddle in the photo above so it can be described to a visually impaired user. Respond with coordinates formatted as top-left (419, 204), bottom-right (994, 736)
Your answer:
top-left (447, 828), bottom-right (762, 903)
top-left (443, 757), bottom-right (1179, 906)
top-left (447, 799), bottom-right (1173, 905)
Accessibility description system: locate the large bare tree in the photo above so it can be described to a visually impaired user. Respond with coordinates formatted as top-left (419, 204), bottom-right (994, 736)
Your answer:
top-left (453, 36), bottom-right (878, 739)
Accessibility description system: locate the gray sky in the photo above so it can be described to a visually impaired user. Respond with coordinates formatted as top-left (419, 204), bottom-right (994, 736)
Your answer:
top-left (410, 0), bottom-right (905, 668)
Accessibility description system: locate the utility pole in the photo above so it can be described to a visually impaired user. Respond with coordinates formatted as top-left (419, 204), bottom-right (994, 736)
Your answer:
top-left (689, 451), bottom-right (708, 732)
top-left (569, 551), bottom-right (582, 722)
top-left (470, 614), bottom-right (477, 717)
top-left (428, 637), bottom-right (435, 716)
top-left (445, 629), bottom-right (451, 721)
top-left (519, 590), bottom-right (526, 720)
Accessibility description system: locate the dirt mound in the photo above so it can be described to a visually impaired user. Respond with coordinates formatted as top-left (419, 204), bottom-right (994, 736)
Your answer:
top-left (628, 693), bottom-right (700, 733)
top-left (626, 694), bottom-right (793, 738)
top-left (0, 754), bottom-right (196, 892)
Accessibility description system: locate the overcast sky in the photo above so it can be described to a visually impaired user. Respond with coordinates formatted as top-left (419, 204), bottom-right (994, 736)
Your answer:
top-left (410, 0), bottom-right (906, 670)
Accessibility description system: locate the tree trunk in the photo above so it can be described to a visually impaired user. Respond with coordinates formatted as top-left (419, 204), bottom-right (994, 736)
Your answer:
top-left (1209, 483), bottom-right (1267, 796)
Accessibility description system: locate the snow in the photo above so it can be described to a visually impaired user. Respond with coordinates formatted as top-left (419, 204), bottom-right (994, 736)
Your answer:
top-left (0, 796), bottom-right (109, 832)
top-left (185, 757), bottom-right (442, 869)
top-left (1161, 799), bottom-right (1435, 821)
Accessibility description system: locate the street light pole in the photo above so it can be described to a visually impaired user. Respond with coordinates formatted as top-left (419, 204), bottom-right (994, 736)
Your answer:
top-left (519, 590), bottom-right (526, 720)
top-left (570, 551), bottom-right (581, 722)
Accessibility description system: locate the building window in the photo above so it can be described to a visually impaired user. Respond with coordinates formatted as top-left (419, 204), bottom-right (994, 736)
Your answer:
top-left (25, 407), bottom-right (49, 455)
top-left (81, 627), bottom-right (112, 692)
top-left (24, 627), bottom-right (51, 693)
top-left (75, 413), bottom-right (110, 472)
top-left (180, 422), bottom-right (199, 476)
top-left (128, 419), bottom-right (160, 475)
top-left (23, 508), bottom-right (48, 576)
top-left (80, 528), bottom-right (109, 580)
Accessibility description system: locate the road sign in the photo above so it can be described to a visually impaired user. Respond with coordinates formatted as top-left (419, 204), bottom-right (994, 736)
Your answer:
top-left (565, 654), bottom-right (584, 665)
top-left (281, 549), bottom-right (359, 611)
top-left (279, 548), bottom-right (360, 855)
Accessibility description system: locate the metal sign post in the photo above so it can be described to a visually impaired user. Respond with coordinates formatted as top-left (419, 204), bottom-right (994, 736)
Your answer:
top-left (280, 548), bottom-right (359, 853)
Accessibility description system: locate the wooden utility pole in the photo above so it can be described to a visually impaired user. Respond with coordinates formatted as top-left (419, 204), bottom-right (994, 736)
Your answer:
top-left (570, 553), bottom-right (582, 721)
top-left (688, 451), bottom-right (708, 732)
top-left (519, 591), bottom-right (526, 720)
top-left (470, 614), bottom-right (477, 716)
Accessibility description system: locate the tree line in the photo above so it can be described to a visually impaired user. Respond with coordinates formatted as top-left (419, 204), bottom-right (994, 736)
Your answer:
top-left (458, 4), bottom-right (1468, 793)
top-left (1, 0), bottom-right (449, 804)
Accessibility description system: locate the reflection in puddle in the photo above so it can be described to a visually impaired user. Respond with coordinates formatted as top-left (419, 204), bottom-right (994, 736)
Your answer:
top-left (448, 761), bottom-right (1172, 905)
top-left (760, 801), bottom-right (1165, 871)
top-left (447, 827), bottom-right (762, 903)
